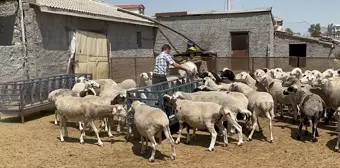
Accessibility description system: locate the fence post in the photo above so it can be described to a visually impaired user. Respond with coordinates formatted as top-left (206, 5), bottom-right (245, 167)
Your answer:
top-left (134, 58), bottom-right (137, 83)
top-left (251, 57), bottom-right (255, 72)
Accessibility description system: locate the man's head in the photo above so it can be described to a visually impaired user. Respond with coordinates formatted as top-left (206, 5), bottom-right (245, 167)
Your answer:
top-left (161, 44), bottom-right (171, 54)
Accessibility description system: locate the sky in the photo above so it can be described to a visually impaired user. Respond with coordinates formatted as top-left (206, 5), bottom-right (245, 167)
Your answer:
top-left (105, 0), bottom-right (340, 34)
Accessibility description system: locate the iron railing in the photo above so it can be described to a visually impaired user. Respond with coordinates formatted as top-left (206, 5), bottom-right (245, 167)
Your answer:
top-left (126, 77), bottom-right (203, 126)
top-left (0, 73), bottom-right (92, 123)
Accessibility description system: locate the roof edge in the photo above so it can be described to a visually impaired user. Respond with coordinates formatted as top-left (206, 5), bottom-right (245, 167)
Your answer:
top-left (38, 6), bottom-right (156, 27)
top-left (275, 31), bottom-right (333, 46)
top-left (155, 7), bottom-right (272, 17)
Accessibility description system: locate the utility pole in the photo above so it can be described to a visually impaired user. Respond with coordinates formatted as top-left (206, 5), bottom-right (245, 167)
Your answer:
top-left (224, 0), bottom-right (231, 10)
top-left (227, 0), bottom-right (231, 10)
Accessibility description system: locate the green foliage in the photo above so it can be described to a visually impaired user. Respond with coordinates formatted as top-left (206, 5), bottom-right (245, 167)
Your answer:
top-left (285, 28), bottom-right (293, 34)
top-left (308, 23), bottom-right (321, 37)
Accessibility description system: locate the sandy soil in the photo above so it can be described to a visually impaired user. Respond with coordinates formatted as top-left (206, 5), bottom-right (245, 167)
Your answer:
top-left (0, 111), bottom-right (340, 168)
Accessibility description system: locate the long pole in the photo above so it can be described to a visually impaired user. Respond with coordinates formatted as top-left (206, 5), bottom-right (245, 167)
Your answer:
top-left (227, 0), bottom-right (231, 10)
top-left (117, 8), bottom-right (205, 51)
top-left (18, 0), bottom-right (29, 79)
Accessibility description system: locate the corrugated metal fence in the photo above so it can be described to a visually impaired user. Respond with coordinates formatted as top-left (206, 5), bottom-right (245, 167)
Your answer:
top-left (110, 56), bottom-right (340, 82)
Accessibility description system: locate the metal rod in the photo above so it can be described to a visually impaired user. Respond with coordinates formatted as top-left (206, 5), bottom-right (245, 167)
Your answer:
top-left (116, 8), bottom-right (205, 51)
top-left (18, 0), bottom-right (29, 80)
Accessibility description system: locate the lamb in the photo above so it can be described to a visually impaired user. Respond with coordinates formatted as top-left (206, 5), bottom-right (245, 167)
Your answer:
top-left (128, 101), bottom-right (176, 162)
top-left (234, 71), bottom-right (266, 92)
top-left (139, 72), bottom-right (152, 87)
top-left (229, 82), bottom-right (275, 142)
top-left (163, 94), bottom-right (229, 150)
top-left (198, 71), bottom-right (222, 84)
top-left (311, 77), bottom-right (340, 151)
top-left (220, 68), bottom-right (236, 82)
top-left (283, 85), bottom-right (326, 142)
top-left (178, 61), bottom-right (198, 80)
top-left (83, 95), bottom-right (127, 137)
top-left (203, 77), bottom-right (231, 91)
top-left (117, 79), bottom-right (137, 90)
top-left (92, 79), bottom-right (118, 95)
top-left (291, 67), bottom-right (303, 79)
top-left (55, 97), bottom-right (124, 146)
top-left (48, 89), bottom-right (85, 126)
top-left (169, 91), bottom-right (252, 146)
top-left (257, 74), bottom-right (298, 121)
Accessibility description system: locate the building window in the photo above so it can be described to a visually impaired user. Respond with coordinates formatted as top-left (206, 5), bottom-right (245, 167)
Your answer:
top-left (137, 32), bottom-right (142, 48)
top-left (289, 43), bottom-right (306, 68)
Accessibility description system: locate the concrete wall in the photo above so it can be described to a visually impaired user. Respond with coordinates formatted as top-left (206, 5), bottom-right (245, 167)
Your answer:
top-left (0, 0), bottom-right (21, 45)
top-left (274, 34), bottom-right (335, 57)
top-left (155, 12), bottom-right (273, 57)
top-left (22, 9), bottom-right (155, 79)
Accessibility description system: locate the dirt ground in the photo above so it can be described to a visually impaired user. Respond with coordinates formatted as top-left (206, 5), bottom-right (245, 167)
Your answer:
top-left (1, 111), bottom-right (340, 168)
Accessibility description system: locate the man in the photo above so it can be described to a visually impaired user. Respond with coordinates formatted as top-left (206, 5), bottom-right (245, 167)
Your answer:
top-left (152, 44), bottom-right (192, 85)
top-left (186, 40), bottom-right (197, 52)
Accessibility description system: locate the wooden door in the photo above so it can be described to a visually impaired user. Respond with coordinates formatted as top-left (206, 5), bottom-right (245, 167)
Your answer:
top-left (74, 30), bottom-right (109, 79)
top-left (231, 32), bottom-right (249, 70)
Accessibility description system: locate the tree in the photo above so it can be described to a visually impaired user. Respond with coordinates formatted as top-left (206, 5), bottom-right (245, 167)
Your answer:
top-left (308, 23), bottom-right (321, 37)
top-left (285, 28), bottom-right (293, 34)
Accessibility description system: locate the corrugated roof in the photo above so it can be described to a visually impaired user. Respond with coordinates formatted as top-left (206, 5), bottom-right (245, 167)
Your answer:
top-left (155, 7), bottom-right (272, 17)
top-left (32, 0), bottom-right (155, 27)
top-left (115, 4), bottom-right (145, 9)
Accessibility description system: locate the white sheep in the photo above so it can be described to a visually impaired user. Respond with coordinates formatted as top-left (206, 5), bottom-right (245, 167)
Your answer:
top-left (163, 94), bottom-right (229, 150)
top-left (291, 68), bottom-right (303, 79)
top-left (257, 73), bottom-right (298, 121)
top-left (128, 101), bottom-right (176, 162)
top-left (55, 97), bottom-right (123, 146)
top-left (234, 71), bottom-right (266, 91)
top-left (283, 85), bottom-right (326, 142)
top-left (229, 82), bottom-right (275, 142)
top-left (117, 79), bottom-right (137, 90)
top-left (203, 77), bottom-right (231, 91)
top-left (48, 89), bottom-right (84, 126)
top-left (170, 91), bottom-right (252, 146)
top-left (178, 61), bottom-right (198, 80)
top-left (139, 72), bottom-right (152, 87)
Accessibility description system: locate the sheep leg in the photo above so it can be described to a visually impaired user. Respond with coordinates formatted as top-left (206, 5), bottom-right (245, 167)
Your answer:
top-left (163, 126), bottom-right (176, 160)
top-left (216, 120), bottom-right (228, 147)
top-left (104, 118), bottom-right (108, 132)
top-left (54, 109), bottom-right (58, 125)
top-left (63, 118), bottom-right (68, 138)
top-left (223, 115), bottom-right (243, 146)
top-left (312, 119), bottom-right (319, 142)
top-left (206, 123), bottom-right (217, 152)
top-left (98, 120), bottom-right (105, 132)
top-left (257, 116), bottom-right (263, 133)
top-left (280, 104), bottom-right (284, 118)
top-left (265, 112), bottom-right (274, 143)
top-left (336, 109), bottom-right (340, 151)
top-left (157, 131), bottom-right (162, 144)
top-left (175, 121), bottom-right (183, 144)
top-left (185, 125), bottom-right (191, 144)
top-left (247, 112), bottom-right (258, 141)
top-left (59, 117), bottom-right (64, 142)
top-left (148, 135), bottom-right (157, 163)
top-left (140, 136), bottom-right (146, 155)
top-left (80, 121), bottom-right (87, 144)
top-left (107, 118), bottom-right (113, 138)
top-left (296, 118), bottom-right (304, 141)
top-left (89, 120), bottom-right (103, 147)
top-left (191, 128), bottom-right (197, 139)
top-left (78, 122), bottom-right (83, 132)
top-left (116, 116), bottom-right (121, 133)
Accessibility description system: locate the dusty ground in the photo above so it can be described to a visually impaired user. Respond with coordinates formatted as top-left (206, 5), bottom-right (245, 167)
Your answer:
top-left (0, 111), bottom-right (340, 168)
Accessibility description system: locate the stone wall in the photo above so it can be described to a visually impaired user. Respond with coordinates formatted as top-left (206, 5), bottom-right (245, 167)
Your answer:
top-left (0, 46), bottom-right (25, 82)
top-left (22, 9), bottom-right (155, 79)
top-left (154, 12), bottom-right (274, 57)
top-left (0, 0), bottom-right (21, 46)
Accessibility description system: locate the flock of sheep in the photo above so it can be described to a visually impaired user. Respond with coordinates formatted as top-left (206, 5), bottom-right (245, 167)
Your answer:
top-left (45, 61), bottom-right (340, 163)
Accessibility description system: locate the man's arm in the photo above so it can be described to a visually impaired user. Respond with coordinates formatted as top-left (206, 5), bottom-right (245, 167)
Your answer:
top-left (165, 54), bottom-right (191, 72)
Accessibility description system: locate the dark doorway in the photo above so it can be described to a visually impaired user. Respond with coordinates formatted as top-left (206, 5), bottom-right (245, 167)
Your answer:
top-left (231, 32), bottom-right (249, 70)
top-left (289, 44), bottom-right (306, 67)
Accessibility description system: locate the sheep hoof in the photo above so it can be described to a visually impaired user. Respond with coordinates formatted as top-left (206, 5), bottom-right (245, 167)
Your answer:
top-left (312, 138), bottom-right (318, 142)
top-left (184, 141), bottom-right (190, 144)
top-left (269, 140), bottom-right (273, 143)
top-left (170, 155), bottom-right (176, 160)
top-left (334, 147), bottom-right (339, 152)
top-left (97, 142), bottom-right (104, 147)
top-left (223, 143), bottom-right (228, 147)
top-left (237, 142), bottom-right (243, 146)
top-left (148, 158), bottom-right (155, 163)
top-left (206, 148), bottom-right (214, 152)
top-left (175, 141), bottom-right (180, 144)
top-left (80, 141), bottom-right (85, 144)
top-left (247, 138), bottom-right (252, 142)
